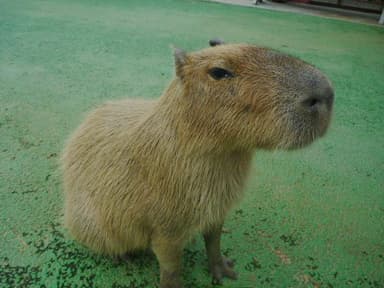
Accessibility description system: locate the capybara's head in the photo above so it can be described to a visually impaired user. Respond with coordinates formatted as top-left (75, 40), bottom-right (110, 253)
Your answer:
top-left (173, 41), bottom-right (334, 151)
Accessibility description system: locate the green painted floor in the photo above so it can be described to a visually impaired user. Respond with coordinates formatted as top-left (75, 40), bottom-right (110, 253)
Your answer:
top-left (1, 0), bottom-right (383, 287)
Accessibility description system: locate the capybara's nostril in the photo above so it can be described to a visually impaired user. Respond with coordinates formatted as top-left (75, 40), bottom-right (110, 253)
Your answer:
top-left (302, 96), bottom-right (323, 111)
top-left (302, 85), bottom-right (334, 111)
top-left (309, 97), bottom-right (320, 107)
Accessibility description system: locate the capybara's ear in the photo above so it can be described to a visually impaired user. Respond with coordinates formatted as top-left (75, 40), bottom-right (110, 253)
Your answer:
top-left (209, 38), bottom-right (225, 47)
top-left (173, 47), bottom-right (188, 78)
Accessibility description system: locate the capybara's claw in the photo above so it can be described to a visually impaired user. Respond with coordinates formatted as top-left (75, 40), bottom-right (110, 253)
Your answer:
top-left (211, 257), bottom-right (238, 285)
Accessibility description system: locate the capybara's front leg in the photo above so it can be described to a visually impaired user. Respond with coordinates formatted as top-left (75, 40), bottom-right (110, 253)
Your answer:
top-left (204, 224), bottom-right (237, 285)
top-left (152, 236), bottom-right (184, 288)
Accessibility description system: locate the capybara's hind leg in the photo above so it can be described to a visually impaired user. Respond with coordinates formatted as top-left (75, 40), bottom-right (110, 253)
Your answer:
top-left (64, 204), bottom-right (114, 255)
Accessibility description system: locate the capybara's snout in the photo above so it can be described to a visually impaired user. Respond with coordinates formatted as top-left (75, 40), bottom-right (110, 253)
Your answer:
top-left (281, 65), bottom-right (334, 149)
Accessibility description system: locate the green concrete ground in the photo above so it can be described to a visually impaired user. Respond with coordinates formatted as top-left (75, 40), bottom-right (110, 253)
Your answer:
top-left (1, 0), bottom-right (383, 287)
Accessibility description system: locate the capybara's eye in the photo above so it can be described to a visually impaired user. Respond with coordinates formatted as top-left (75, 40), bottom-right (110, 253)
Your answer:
top-left (208, 67), bottom-right (234, 80)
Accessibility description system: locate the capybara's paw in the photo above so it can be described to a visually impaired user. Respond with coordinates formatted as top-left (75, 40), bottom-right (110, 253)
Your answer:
top-left (211, 256), bottom-right (237, 285)
top-left (160, 271), bottom-right (184, 288)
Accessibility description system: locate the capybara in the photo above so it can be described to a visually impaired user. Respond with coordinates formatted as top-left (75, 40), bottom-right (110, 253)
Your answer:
top-left (62, 40), bottom-right (334, 288)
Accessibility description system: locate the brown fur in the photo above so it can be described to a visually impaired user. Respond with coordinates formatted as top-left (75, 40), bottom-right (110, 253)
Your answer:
top-left (61, 42), bottom-right (333, 287)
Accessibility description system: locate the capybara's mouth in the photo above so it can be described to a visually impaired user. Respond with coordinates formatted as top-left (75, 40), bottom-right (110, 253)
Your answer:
top-left (285, 108), bottom-right (333, 150)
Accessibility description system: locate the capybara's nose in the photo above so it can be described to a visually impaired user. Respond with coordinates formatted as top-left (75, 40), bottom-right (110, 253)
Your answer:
top-left (301, 83), bottom-right (334, 112)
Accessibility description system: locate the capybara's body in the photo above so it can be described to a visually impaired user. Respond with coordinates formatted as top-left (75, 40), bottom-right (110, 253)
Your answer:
top-left (62, 42), bottom-right (334, 287)
top-left (63, 97), bottom-right (250, 254)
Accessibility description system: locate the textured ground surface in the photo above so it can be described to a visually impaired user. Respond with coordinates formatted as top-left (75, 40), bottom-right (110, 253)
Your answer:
top-left (1, 0), bottom-right (383, 287)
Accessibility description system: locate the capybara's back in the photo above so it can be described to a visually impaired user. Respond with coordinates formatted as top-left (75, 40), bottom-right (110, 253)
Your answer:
top-left (62, 99), bottom-right (156, 255)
